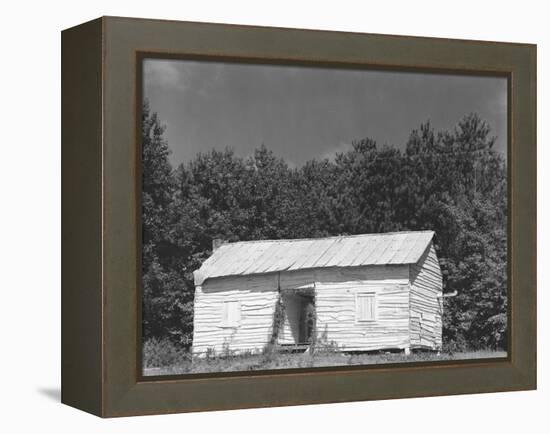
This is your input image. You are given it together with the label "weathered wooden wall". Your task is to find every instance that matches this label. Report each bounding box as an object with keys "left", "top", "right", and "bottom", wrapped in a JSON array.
[
  {"left": 314, "top": 266, "right": 411, "bottom": 351},
  {"left": 193, "top": 252, "right": 443, "bottom": 355},
  {"left": 193, "top": 265, "right": 413, "bottom": 354},
  {"left": 192, "top": 274, "right": 279, "bottom": 355},
  {"left": 409, "top": 242, "right": 443, "bottom": 350}
]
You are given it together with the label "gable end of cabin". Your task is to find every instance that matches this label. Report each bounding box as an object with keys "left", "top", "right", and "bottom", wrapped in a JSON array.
[{"left": 408, "top": 242, "right": 443, "bottom": 350}]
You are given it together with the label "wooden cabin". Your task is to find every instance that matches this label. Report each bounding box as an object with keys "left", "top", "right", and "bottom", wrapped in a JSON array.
[{"left": 192, "top": 231, "right": 443, "bottom": 356}]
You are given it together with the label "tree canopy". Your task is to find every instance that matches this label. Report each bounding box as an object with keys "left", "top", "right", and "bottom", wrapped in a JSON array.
[{"left": 141, "top": 102, "right": 507, "bottom": 351}]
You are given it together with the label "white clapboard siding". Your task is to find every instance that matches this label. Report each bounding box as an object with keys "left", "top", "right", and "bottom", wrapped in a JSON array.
[
  {"left": 193, "top": 264, "right": 411, "bottom": 354},
  {"left": 280, "top": 269, "right": 315, "bottom": 290},
  {"left": 192, "top": 274, "right": 279, "bottom": 355},
  {"left": 409, "top": 242, "right": 443, "bottom": 349},
  {"left": 314, "top": 266, "right": 411, "bottom": 351},
  {"left": 192, "top": 234, "right": 444, "bottom": 355}
]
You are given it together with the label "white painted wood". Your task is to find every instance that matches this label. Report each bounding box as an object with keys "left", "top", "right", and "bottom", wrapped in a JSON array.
[
  {"left": 315, "top": 272, "right": 411, "bottom": 351},
  {"left": 409, "top": 242, "right": 443, "bottom": 350},
  {"left": 192, "top": 245, "right": 443, "bottom": 355},
  {"left": 221, "top": 300, "right": 241, "bottom": 327},
  {"left": 191, "top": 275, "right": 279, "bottom": 355},
  {"left": 356, "top": 293, "right": 376, "bottom": 322}
]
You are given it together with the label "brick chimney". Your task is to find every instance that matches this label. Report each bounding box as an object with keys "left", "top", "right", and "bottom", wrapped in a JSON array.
[{"left": 212, "top": 238, "right": 226, "bottom": 251}]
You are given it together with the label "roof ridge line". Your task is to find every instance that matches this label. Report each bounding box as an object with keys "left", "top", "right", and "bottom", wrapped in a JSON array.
[{"left": 221, "top": 230, "right": 435, "bottom": 245}]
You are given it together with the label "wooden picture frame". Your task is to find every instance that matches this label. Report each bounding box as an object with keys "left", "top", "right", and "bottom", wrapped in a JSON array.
[{"left": 61, "top": 16, "right": 536, "bottom": 417}]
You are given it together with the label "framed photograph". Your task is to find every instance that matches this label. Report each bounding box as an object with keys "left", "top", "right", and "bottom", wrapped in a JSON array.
[{"left": 61, "top": 16, "right": 536, "bottom": 417}]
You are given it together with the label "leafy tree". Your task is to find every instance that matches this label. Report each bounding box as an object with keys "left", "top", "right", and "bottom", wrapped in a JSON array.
[
  {"left": 141, "top": 100, "right": 191, "bottom": 345},
  {"left": 141, "top": 103, "right": 507, "bottom": 352}
]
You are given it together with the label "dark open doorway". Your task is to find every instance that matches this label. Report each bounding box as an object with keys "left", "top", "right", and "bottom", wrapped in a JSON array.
[{"left": 279, "top": 290, "right": 315, "bottom": 346}]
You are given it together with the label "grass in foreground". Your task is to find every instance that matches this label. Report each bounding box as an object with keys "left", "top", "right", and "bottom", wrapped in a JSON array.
[{"left": 142, "top": 339, "right": 506, "bottom": 377}]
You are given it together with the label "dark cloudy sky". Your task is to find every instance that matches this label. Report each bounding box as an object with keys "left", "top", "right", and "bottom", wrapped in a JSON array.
[{"left": 143, "top": 58, "right": 507, "bottom": 168}]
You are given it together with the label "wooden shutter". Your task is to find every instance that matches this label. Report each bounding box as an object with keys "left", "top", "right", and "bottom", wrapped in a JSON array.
[
  {"left": 357, "top": 293, "right": 376, "bottom": 321},
  {"left": 222, "top": 301, "right": 241, "bottom": 327}
]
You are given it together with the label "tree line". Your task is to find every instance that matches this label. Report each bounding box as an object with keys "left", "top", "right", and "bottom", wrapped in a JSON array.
[{"left": 141, "top": 100, "right": 507, "bottom": 352}]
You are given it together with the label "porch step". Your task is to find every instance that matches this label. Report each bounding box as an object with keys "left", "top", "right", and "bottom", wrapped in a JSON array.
[{"left": 277, "top": 344, "right": 311, "bottom": 353}]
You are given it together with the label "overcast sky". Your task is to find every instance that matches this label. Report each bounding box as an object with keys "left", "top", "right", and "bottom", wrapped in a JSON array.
[{"left": 143, "top": 58, "right": 507, "bottom": 168}]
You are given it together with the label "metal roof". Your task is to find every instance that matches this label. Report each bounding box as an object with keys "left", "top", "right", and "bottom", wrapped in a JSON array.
[{"left": 194, "top": 231, "right": 435, "bottom": 285}]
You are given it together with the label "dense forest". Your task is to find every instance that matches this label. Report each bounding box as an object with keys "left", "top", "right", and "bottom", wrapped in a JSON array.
[{"left": 141, "top": 100, "right": 507, "bottom": 353}]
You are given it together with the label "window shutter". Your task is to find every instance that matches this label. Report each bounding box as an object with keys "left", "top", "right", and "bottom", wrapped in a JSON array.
[
  {"left": 222, "top": 301, "right": 241, "bottom": 327},
  {"left": 357, "top": 293, "right": 376, "bottom": 321}
]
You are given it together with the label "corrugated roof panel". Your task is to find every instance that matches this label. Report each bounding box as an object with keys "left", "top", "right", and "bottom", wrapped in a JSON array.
[
  {"left": 257, "top": 242, "right": 293, "bottom": 274},
  {"left": 286, "top": 239, "right": 318, "bottom": 270},
  {"left": 241, "top": 242, "right": 280, "bottom": 275},
  {"left": 404, "top": 233, "right": 426, "bottom": 263},
  {"left": 222, "top": 242, "right": 255, "bottom": 275},
  {"left": 371, "top": 234, "right": 395, "bottom": 265},
  {"left": 283, "top": 239, "right": 314, "bottom": 270},
  {"left": 403, "top": 232, "right": 433, "bottom": 263},
  {"left": 334, "top": 237, "right": 367, "bottom": 267},
  {"left": 389, "top": 233, "right": 417, "bottom": 264},
  {"left": 313, "top": 237, "right": 344, "bottom": 268},
  {"left": 326, "top": 236, "right": 362, "bottom": 267},
  {"left": 263, "top": 241, "right": 297, "bottom": 273},
  {"left": 375, "top": 233, "right": 405, "bottom": 264},
  {"left": 300, "top": 239, "right": 336, "bottom": 269},
  {"left": 206, "top": 242, "right": 246, "bottom": 278},
  {"left": 287, "top": 239, "right": 319, "bottom": 271},
  {"left": 193, "top": 231, "right": 435, "bottom": 285},
  {"left": 200, "top": 243, "right": 229, "bottom": 269},
  {"left": 350, "top": 235, "right": 382, "bottom": 266},
  {"left": 198, "top": 244, "right": 229, "bottom": 278},
  {"left": 344, "top": 235, "right": 376, "bottom": 267},
  {"left": 229, "top": 242, "right": 267, "bottom": 275},
  {"left": 237, "top": 242, "right": 270, "bottom": 275}
]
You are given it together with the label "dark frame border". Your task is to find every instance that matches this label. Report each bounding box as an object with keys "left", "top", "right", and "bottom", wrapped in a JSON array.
[{"left": 62, "top": 16, "right": 536, "bottom": 417}]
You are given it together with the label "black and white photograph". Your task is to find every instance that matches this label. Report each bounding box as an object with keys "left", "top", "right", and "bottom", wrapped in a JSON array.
[
  {"left": 0, "top": 0, "right": 544, "bottom": 426},
  {"left": 140, "top": 57, "right": 508, "bottom": 376}
]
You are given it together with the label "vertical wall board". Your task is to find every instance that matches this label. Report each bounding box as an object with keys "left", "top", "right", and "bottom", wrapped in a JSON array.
[
  {"left": 193, "top": 274, "right": 279, "bottom": 354},
  {"left": 409, "top": 243, "right": 443, "bottom": 349}
]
